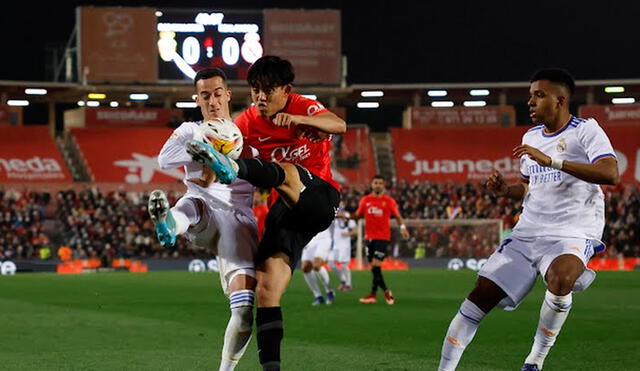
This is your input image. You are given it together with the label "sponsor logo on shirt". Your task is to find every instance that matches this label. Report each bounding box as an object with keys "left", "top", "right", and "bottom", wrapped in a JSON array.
[
  {"left": 270, "top": 144, "right": 311, "bottom": 162},
  {"left": 367, "top": 206, "right": 384, "bottom": 216}
]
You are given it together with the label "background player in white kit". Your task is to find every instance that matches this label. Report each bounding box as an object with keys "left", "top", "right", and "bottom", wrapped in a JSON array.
[
  {"left": 148, "top": 68, "right": 258, "bottom": 371},
  {"left": 329, "top": 208, "right": 356, "bottom": 291},
  {"left": 301, "top": 227, "right": 335, "bottom": 305},
  {"left": 438, "top": 69, "right": 619, "bottom": 371}
]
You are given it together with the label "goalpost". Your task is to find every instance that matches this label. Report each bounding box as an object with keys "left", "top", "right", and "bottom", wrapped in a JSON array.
[{"left": 354, "top": 218, "right": 503, "bottom": 269}]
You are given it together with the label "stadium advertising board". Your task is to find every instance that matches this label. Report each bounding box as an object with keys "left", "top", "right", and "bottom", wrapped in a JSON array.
[
  {"left": 84, "top": 107, "right": 179, "bottom": 128},
  {"left": 71, "top": 128, "right": 183, "bottom": 183},
  {"left": 0, "top": 127, "right": 71, "bottom": 182},
  {"left": 332, "top": 125, "right": 375, "bottom": 185},
  {"left": 392, "top": 126, "right": 640, "bottom": 183},
  {"left": 157, "top": 9, "right": 263, "bottom": 81},
  {"left": 579, "top": 105, "right": 640, "bottom": 126},
  {"left": 79, "top": 7, "right": 158, "bottom": 83},
  {"left": 409, "top": 106, "right": 516, "bottom": 127},
  {"left": 0, "top": 105, "right": 22, "bottom": 126},
  {"left": 263, "top": 9, "right": 341, "bottom": 84}
]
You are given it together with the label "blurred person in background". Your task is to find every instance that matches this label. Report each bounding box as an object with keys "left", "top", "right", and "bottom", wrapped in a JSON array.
[
  {"left": 252, "top": 190, "right": 269, "bottom": 240},
  {"left": 356, "top": 175, "right": 410, "bottom": 305},
  {"left": 300, "top": 226, "right": 335, "bottom": 305},
  {"left": 329, "top": 207, "right": 357, "bottom": 291}
]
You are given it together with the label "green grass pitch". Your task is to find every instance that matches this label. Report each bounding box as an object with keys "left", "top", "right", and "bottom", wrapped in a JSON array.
[{"left": 0, "top": 270, "right": 638, "bottom": 370}]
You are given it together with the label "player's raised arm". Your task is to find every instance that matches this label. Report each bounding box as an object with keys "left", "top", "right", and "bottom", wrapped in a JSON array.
[
  {"left": 274, "top": 111, "right": 346, "bottom": 134},
  {"left": 158, "top": 126, "right": 196, "bottom": 170},
  {"left": 513, "top": 144, "right": 618, "bottom": 185}
]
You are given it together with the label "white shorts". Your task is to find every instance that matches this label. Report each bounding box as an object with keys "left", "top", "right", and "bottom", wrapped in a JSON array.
[
  {"left": 330, "top": 241, "right": 351, "bottom": 263},
  {"left": 479, "top": 236, "right": 597, "bottom": 310},
  {"left": 301, "top": 229, "right": 333, "bottom": 262},
  {"left": 182, "top": 196, "right": 258, "bottom": 296}
]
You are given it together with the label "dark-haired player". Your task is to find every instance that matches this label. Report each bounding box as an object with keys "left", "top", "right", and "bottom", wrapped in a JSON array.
[{"left": 186, "top": 56, "right": 345, "bottom": 371}]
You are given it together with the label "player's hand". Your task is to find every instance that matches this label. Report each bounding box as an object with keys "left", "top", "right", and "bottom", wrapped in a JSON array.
[
  {"left": 513, "top": 144, "right": 552, "bottom": 167},
  {"left": 187, "top": 166, "right": 216, "bottom": 187},
  {"left": 296, "top": 126, "right": 327, "bottom": 143},
  {"left": 272, "top": 113, "right": 298, "bottom": 128},
  {"left": 400, "top": 226, "right": 410, "bottom": 240},
  {"left": 486, "top": 170, "right": 508, "bottom": 196}
]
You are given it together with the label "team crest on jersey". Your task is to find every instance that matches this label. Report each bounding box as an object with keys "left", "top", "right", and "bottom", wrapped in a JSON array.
[{"left": 556, "top": 138, "right": 567, "bottom": 153}]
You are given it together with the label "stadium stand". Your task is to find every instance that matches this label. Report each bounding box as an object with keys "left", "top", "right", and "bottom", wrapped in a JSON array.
[{"left": 1, "top": 181, "right": 637, "bottom": 264}]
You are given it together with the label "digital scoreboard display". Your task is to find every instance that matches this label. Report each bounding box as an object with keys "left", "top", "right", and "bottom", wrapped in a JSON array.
[{"left": 156, "top": 9, "right": 264, "bottom": 82}]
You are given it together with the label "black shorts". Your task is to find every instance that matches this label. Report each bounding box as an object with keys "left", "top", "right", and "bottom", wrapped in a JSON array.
[
  {"left": 256, "top": 165, "right": 341, "bottom": 271},
  {"left": 366, "top": 240, "right": 390, "bottom": 262}
]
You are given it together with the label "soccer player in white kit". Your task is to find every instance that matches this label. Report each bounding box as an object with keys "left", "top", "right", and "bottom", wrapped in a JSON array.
[
  {"left": 438, "top": 69, "right": 619, "bottom": 371},
  {"left": 329, "top": 209, "right": 356, "bottom": 291},
  {"left": 301, "top": 226, "right": 335, "bottom": 305},
  {"left": 148, "top": 68, "right": 258, "bottom": 371}
]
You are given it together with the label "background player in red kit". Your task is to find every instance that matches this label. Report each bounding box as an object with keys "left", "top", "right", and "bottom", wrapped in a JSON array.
[
  {"left": 187, "top": 55, "right": 346, "bottom": 371},
  {"left": 355, "top": 175, "right": 410, "bottom": 305},
  {"left": 252, "top": 189, "right": 269, "bottom": 239}
]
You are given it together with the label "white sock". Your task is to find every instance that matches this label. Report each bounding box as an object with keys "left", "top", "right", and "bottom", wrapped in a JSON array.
[
  {"left": 342, "top": 264, "right": 352, "bottom": 286},
  {"left": 316, "top": 266, "right": 332, "bottom": 293},
  {"left": 524, "top": 290, "right": 572, "bottom": 369},
  {"left": 329, "top": 261, "right": 343, "bottom": 282},
  {"left": 219, "top": 290, "right": 254, "bottom": 371},
  {"left": 303, "top": 271, "right": 322, "bottom": 298},
  {"left": 172, "top": 197, "right": 201, "bottom": 235},
  {"left": 439, "top": 299, "right": 486, "bottom": 371}
]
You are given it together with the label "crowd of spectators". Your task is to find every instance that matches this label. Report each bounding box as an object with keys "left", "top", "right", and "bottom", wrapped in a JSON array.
[
  {"left": 341, "top": 180, "right": 639, "bottom": 259},
  {"left": 0, "top": 181, "right": 638, "bottom": 261},
  {"left": 0, "top": 189, "right": 50, "bottom": 260}
]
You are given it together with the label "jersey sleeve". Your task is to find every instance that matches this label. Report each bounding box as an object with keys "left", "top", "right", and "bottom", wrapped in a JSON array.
[
  {"left": 158, "top": 123, "right": 195, "bottom": 170},
  {"left": 348, "top": 219, "right": 357, "bottom": 230},
  {"left": 296, "top": 95, "right": 329, "bottom": 117},
  {"left": 389, "top": 197, "right": 401, "bottom": 217},
  {"left": 578, "top": 119, "right": 617, "bottom": 163},
  {"left": 356, "top": 197, "right": 366, "bottom": 217}
]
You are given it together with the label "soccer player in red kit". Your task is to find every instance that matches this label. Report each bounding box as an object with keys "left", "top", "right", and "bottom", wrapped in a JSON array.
[
  {"left": 186, "top": 55, "right": 345, "bottom": 371},
  {"left": 356, "top": 175, "right": 410, "bottom": 305}
]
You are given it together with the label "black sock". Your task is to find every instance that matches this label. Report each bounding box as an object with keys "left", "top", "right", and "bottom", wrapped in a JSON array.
[
  {"left": 372, "top": 266, "right": 388, "bottom": 292},
  {"left": 256, "top": 306, "right": 283, "bottom": 371},
  {"left": 236, "top": 159, "right": 286, "bottom": 189},
  {"left": 370, "top": 267, "right": 378, "bottom": 294}
]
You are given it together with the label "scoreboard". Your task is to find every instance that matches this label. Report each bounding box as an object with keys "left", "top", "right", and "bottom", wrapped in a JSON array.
[{"left": 156, "top": 9, "right": 263, "bottom": 82}]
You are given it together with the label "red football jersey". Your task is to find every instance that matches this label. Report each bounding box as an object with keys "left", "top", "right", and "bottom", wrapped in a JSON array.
[
  {"left": 356, "top": 193, "right": 400, "bottom": 241},
  {"left": 234, "top": 93, "right": 339, "bottom": 190}
]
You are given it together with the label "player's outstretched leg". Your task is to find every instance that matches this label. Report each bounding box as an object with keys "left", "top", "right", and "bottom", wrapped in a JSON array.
[
  {"left": 220, "top": 289, "right": 255, "bottom": 371},
  {"left": 185, "top": 140, "right": 238, "bottom": 184},
  {"left": 148, "top": 190, "right": 177, "bottom": 247}
]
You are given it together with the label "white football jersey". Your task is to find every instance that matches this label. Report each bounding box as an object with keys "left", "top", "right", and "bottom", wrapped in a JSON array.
[
  {"left": 512, "top": 116, "right": 616, "bottom": 250},
  {"left": 332, "top": 218, "right": 356, "bottom": 250},
  {"left": 157, "top": 121, "right": 253, "bottom": 210}
]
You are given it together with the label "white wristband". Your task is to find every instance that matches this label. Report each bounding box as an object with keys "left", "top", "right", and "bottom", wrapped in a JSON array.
[
  {"left": 550, "top": 157, "right": 564, "bottom": 170},
  {"left": 400, "top": 224, "right": 407, "bottom": 230}
]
